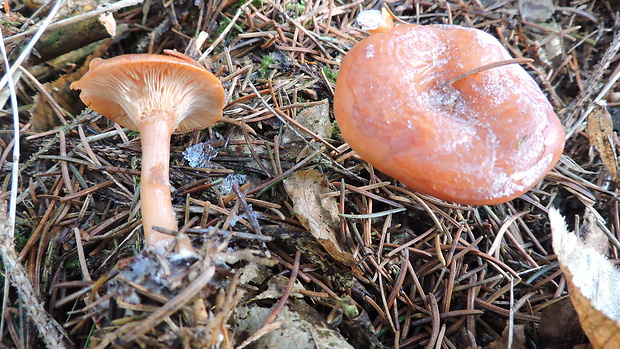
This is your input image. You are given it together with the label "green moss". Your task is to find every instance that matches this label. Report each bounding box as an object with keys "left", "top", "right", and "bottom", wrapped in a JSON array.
[
  {"left": 331, "top": 120, "right": 340, "bottom": 138},
  {"left": 285, "top": 1, "right": 307, "bottom": 15},
  {"left": 1, "top": 19, "right": 21, "bottom": 27},
  {"left": 210, "top": 120, "right": 229, "bottom": 133},
  {"left": 322, "top": 65, "right": 338, "bottom": 83},
  {"left": 258, "top": 53, "right": 276, "bottom": 78},
  {"left": 208, "top": 2, "right": 248, "bottom": 54},
  {"left": 13, "top": 230, "right": 28, "bottom": 252},
  {"left": 65, "top": 258, "right": 82, "bottom": 271}
]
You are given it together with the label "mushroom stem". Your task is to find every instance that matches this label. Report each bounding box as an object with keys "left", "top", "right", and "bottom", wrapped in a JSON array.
[
  {"left": 138, "top": 112, "right": 188, "bottom": 253},
  {"left": 71, "top": 54, "right": 224, "bottom": 255}
]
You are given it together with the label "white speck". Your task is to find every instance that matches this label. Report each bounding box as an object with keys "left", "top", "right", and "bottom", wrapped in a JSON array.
[
  {"left": 220, "top": 173, "right": 247, "bottom": 196},
  {"left": 357, "top": 9, "right": 384, "bottom": 32},
  {"left": 124, "top": 289, "right": 140, "bottom": 305},
  {"left": 167, "top": 248, "right": 198, "bottom": 261},
  {"left": 183, "top": 142, "right": 218, "bottom": 168},
  {"left": 230, "top": 208, "right": 258, "bottom": 227},
  {"left": 366, "top": 44, "right": 375, "bottom": 58}
]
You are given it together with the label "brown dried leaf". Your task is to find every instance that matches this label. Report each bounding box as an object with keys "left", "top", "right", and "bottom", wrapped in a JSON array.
[
  {"left": 550, "top": 208, "right": 620, "bottom": 348},
  {"left": 487, "top": 324, "right": 527, "bottom": 349},
  {"left": 582, "top": 208, "right": 609, "bottom": 255},
  {"left": 30, "top": 41, "right": 111, "bottom": 131},
  {"left": 281, "top": 101, "right": 332, "bottom": 143},
  {"left": 232, "top": 298, "right": 354, "bottom": 349},
  {"left": 519, "top": 0, "right": 555, "bottom": 22},
  {"left": 31, "top": 72, "right": 84, "bottom": 131},
  {"left": 538, "top": 297, "right": 588, "bottom": 349},
  {"left": 587, "top": 103, "right": 618, "bottom": 182},
  {"left": 283, "top": 169, "right": 355, "bottom": 266}
]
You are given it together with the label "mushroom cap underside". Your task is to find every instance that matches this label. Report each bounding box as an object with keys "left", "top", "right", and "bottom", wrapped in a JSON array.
[
  {"left": 334, "top": 24, "right": 565, "bottom": 205},
  {"left": 71, "top": 54, "right": 225, "bottom": 133}
]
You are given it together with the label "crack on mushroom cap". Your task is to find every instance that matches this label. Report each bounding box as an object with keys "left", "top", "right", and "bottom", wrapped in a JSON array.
[{"left": 72, "top": 54, "right": 225, "bottom": 134}]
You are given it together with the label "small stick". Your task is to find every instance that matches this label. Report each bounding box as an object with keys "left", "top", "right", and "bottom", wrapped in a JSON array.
[
  {"left": 119, "top": 266, "right": 216, "bottom": 344},
  {"left": 262, "top": 251, "right": 301, "bottom": 326},
  {"left": 4, "top": 0, "right": 141, "bottom": 44},
  {"left": 231, "top": 183, "right": 262, "bottom": 235},
  {"left": 425, "top": 293, "right": 441, "bottom": 349},
  {"left": 0, "top": 204, "right": 69, "bottom": 348},
  {"left": 437, "top": 58, "right": 534, "bottom": 89},
  {"left": 60, "top": 180, "right": 115, "bottom": 203},
  {"left": 200, "top": 0, "right": 251, "bottom": 60}
]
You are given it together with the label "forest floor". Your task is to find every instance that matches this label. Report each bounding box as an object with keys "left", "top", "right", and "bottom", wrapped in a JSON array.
[{"left": 1, "top": 0, "right": 620, "bottom": 348}]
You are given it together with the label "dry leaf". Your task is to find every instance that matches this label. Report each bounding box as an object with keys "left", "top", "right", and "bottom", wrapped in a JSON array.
[
  {"left": 550, "top": 208, "right": 620, "bottom": 348},
  {"left": 487, "top": 323, "right": 527, "bottom": 349},
  {"left": 283, "top": 170, "right": 355, "bottom": 266},
  {"left": 518, "top": 0, "right": 562, "bottom": 61},
  {"left": 281, "top": 101, "right": 332, "bottom": 143},
  {"left": 254, "top": 275, "right": 305, "bottom": 301},
  {"left": 587, "top": 102, "right": 618, "bottom": 182},
  {"left": 31, "top": 73, "right": 84, "bottom": 131},
  {"left": 281, "top": 101, "right": 332, "bottom": 162},
  {"left": 30, "top": 40, "right": 112, "bottom": 131},
  {"left": 582, "top": 208, "right": 609, "bottom": 255},
  {"left": 519, "top": 0, "right": 555, "bottom": 22},
  {"left": 232, "top": 298, "right": 354, "bottom": 349},
  {"left": 538, "top": 297, "right": 588, "bottom": 349}
]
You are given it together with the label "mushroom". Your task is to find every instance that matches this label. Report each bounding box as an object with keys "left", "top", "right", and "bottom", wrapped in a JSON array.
[
  {"left": 334, "top": 15, "right": 565, "bottom": 205},
  {"left": 71, "top": 53, "right": 225, "bottom": 253}
]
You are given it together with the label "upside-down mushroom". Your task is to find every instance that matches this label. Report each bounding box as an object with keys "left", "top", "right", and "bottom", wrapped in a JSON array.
[
  {"left": 71, "top": 53, "right": 225, "bottom": 253},
  {"left": 334, "top": 12, "right": 564, "bottom": 205}
]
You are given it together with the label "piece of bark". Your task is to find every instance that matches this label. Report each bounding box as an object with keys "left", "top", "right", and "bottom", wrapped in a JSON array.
[
  {"left": 31, "top": 13, "right": 116, "bottom": 64},
  {"left": 28, "top": 39, "right": 107, "bottom": 82}
]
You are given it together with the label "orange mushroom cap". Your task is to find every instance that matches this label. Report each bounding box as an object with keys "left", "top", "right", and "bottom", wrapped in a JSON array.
[
  {"left": 71, "top": 53, "right": 224, "bottom": 254},
  {"left": 71, "top": 54, "right": 225, "bottom": 133},
  {"left": 334, "top": 24, "right": 565, "bottom": 205}
]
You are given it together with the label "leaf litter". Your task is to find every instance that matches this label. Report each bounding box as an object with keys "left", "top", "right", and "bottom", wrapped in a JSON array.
[{"left": 1, "top": 0, "right": 620, "bottom": 348}]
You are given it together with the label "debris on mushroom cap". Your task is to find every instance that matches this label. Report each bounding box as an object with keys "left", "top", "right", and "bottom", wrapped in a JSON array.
[
  {"left": 334, "top": 24, "right": 565, "bottom": 205},
  {"left": 70, "top": 54, "right": 225, "bottom": 133},
  {"left": 357, "top": 8, "right": 394, "bottom": 34}
]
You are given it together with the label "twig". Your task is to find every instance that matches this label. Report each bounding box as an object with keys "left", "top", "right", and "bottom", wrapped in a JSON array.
[
  {"left": 247, "top": 147, "right": 323, "bottom": 196},
  {"left": 4, "top": 0, "right": 143, "bottom": 44},
  {"left": 17, "top": 66, "right": 67, "bottom": 124},
  {"left": 262, "top": 251, "right": 301, "bottom": 326},
  {"left": 0, "top": 19, "right": 21, "bottom": 345},
  {"left": 0, "top": 203, "right": 69, "bottom": 348},
  {"left": 232, "top": 183, "right": 263, "bottom": 235},
  {"left": 508, "top": 276, "right": 515, "bottom": 349},
  {"left": 236, "top": 322, "right": 284, "bottom": 349},
  {"left": 425, "top": 293, "right": 441, "bottom": 349},
  {"left": 487, "top": 211, "right": 528, "bottom": 258},
  {"left": 564, "top": 27, "right": 620, "bottom": 138},
  {"left": 200, "top": 0, "right": 251, "bottom": 61},
  {"left": 436, "top": 58, "right": 533, "bottom": 89},
  {"left": 0, "top": 0, "right": 66, "bottom": 93},
  {"left": 248, "top": 81, "right": 340, "bottom": 153},
  {"left": 119, "top": 266, "right": 216, "bottom": 344}
]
